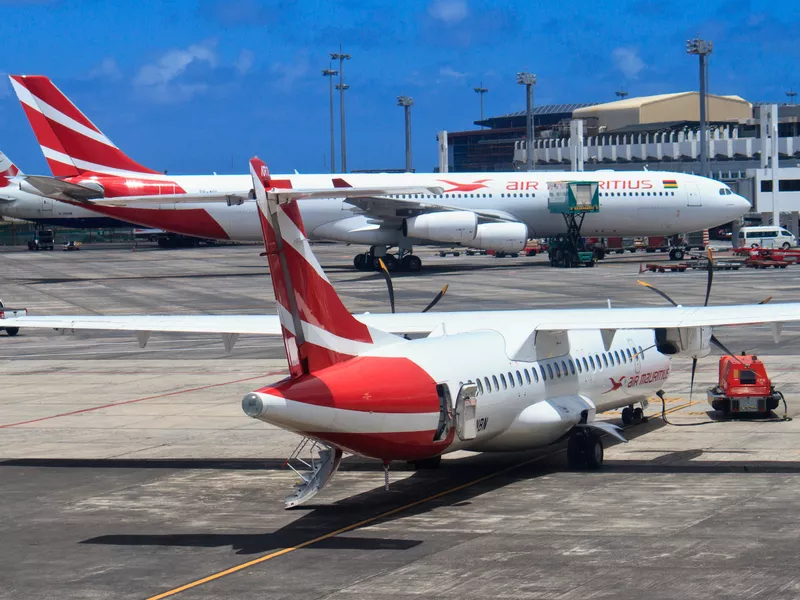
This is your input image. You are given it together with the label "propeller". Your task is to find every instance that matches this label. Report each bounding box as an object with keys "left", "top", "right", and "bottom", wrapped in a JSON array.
[
  {"left": 378, "top": 258, "right": 448, "bottom": 314},
  {"left": 638, "top": 247, "right": 759, "bottom": 400}
]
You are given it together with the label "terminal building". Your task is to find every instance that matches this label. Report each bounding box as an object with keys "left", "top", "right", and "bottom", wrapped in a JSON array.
[{"left": 442, "top": 92, "right": 800, "bottom": 233}]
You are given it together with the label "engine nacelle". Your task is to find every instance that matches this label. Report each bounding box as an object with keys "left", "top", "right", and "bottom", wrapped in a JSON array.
[
  {"left": 402, "top": 211, "right": 477, "bottom": 243},
  {"left": 467, "top": 222, "right": 528, "bottom": 252},
  {"left": 655, "top": 327, "right": 712, "bottom": 358}
]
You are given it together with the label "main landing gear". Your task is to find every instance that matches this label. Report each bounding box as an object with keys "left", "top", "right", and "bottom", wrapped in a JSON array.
[
  {"left": 354, "top": 246, "right": 423, "bottom": 273},
  {"left": 620, "top": 405, "right": 645, "bottom": 426},
  {"left": 567, "top": 429, "right": 604, "bottom": 470}
]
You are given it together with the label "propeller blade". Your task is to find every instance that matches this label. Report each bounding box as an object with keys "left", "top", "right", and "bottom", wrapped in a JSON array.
[
  {"left": 637, "top": 280, "right": 678, "bottom": 307},
  {"left": 378, "top": 258, "right": 395, "bottom": 314},
  {"left": 710, "top": 334, "right": 748, "bottom": 365},
  {"left": 422, "top": 284, "right": 449, "bottom": 313},
  {"left": 759, "top": 296, "right": 772, "bottom": 304},
  {"left": 704, "top": 246, "right": 714, "bottom": 307},
  {"left": 689, "top": 357, "right": 698, "bottom": 401}
]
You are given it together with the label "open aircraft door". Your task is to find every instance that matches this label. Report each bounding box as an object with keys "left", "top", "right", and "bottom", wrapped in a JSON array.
[{"left": 455, "top": 383, "right": 478, "bottom": 441}]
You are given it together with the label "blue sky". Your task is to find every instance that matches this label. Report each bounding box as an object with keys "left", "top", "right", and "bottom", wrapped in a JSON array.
[{"left": 0, "top": 0, "right": 798, "bottom": 175}]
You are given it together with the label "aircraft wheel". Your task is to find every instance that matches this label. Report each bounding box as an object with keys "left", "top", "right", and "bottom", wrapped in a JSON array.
[
  {"left": 402, "top": 255, "right": 422, "bottom": 272},
  {"left": 621, "top": 406, "right": 634, "bottom": 426},
  {"left": 633, "top": 407, "right": 644, "bottom": 422},
  {"left": 381, "top": 254, "right": 398, "bottom": 271},
  {"left": 353, "top": 253, "right": 368, "bottom": 270},
  {"left": 5, "top": 327, "right": 19, "bottom": 336},
  {"left": 584, "top": 433, "right": 604, "bottom": 470},
  {"left": 672, "top": 248, "right": 685, "bottom": 260},
  {"left": 568, "top": 430, "right": 604, "bottom": 470}
]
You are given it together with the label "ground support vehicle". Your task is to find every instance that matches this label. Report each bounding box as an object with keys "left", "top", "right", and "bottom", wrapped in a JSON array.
[
  {"left": 707, "top": 355, "right": 783, "bottom": 415},
  {"left": 0, "top": 299, "right": 26, "bottom": 336},
  {"left": 547, "top": 181, "right": 600, "bottom": 268},
  {"left": 27, "top": 229, "right": 54, "bottom": 251}
]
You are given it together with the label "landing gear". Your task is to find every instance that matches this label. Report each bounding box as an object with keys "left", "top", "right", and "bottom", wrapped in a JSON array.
[
  {"left": 353, "top": 246, "right": 423, "bottom": 272},
  {"left": 567, "top": 429, "right": 604, "bottom": 470},
  {"left": 668, "top": 248, "right": 685, "bottom": 260},
  {"left": 621, "top": 405, "right": 645, "bottom": 426}
]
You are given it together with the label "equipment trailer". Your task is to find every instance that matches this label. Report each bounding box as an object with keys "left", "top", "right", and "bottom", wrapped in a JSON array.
[
  {"left": 547, "top": 181, "right": 600, "bottom": 268},
  {"left": 707, "top": 355, "right": 783, "bottom": 415}
]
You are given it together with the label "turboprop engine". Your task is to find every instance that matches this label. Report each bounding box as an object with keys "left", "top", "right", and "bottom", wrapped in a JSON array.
[{"left": 655, "top": 327, "right": 712, "bottom": 358}]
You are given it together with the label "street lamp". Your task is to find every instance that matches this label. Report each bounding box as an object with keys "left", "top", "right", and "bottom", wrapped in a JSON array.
[
  {"left": 321, "top": 65, "right": 338, "bottom": 173},
  {"left": 330, "top": 47, "right": 351, "bottom": 172},
  {"left": 686, "top": 35, "right": 713, "bottom": 177},
  {"left": 787, "top": 90, "right": 798, "bottom": 105},
  {"left": 397, "top": 96, "right": 414, "bottom": 172},
  {"left": 473, "top": 84, "right": 488, "bottom": 127},
  {"left": 517, "top": 71, "right": 537, "bottom": 171}
]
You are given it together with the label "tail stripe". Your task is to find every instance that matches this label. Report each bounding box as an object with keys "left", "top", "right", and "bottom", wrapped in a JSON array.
[
  {"left": 10, "top": 76, "right": 101, "bottom": 133},
  {"left": 41, "top": 147, "right": 175, "bottom": 181}
]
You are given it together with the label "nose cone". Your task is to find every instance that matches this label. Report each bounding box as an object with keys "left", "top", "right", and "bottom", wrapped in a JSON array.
[{"left": 710, "top": 192, "right": 751, "bottom": 225}]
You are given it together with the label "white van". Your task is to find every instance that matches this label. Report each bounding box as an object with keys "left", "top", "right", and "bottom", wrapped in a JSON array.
[{"left": 738, "top": 226, "right": 797, "bottom": 249}]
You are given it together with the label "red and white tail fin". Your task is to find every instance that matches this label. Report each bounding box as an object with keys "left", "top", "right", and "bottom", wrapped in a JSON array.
[
  {"left": 250, "top": 157, "right": 400, "bottom": 377},
  {"left": 9, "top": 75, "right": 158, "bottom": 178},
  {"left": 0, "top": 152, "right": 21, "bottom": 186}
]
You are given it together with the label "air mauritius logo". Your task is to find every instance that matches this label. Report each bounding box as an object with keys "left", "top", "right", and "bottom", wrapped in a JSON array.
[
  {"left": 663, "top": 179, "right": 678, "bottom": 189},
  {"left": 604, "top": 376, "right": 626, "bottom": 394},
  {"left": 437, "top": 179, "right": 492, "bottom": 193}
]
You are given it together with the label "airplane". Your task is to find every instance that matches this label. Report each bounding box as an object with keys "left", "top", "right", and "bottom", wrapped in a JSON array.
[
  {"left": 4, "top": 74, "right": 750, "bottom": 272},
  {"left": 5, "top": 156, "right": 799, "bottom": 508}
]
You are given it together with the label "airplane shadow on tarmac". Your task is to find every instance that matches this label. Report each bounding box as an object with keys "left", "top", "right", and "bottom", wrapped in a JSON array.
[{"left": 67, "top": 414, "right": 800, "bottom": 557}]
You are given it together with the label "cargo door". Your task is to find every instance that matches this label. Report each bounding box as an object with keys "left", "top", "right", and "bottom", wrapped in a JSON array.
[
  {"left": 42, "top": 197, "right": 53, "bottom": 213},
  {"left": 686, "top": 184, "right": 701, "bottom": 207},
  {"left": 455, "top": 383, "right": 478, "bottom": 441}
]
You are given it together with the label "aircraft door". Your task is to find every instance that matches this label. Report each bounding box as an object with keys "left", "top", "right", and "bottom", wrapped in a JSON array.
[
  {"left": 455, "top": 383, "right": 478, "bottom": 441},
  {"left": 628, "top": 337, "right": 642, "bottom": 373},
  {"left": 433, "top": 383, "right": 452, "bottom": 442},
  {"left": 42, "top": 197, "right": 53, "bottom": 213},
  {"left": 686, "top": 184, "right": 701, "bottom": 207}
]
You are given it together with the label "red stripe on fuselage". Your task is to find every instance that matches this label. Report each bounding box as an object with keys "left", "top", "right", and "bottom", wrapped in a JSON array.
[
  {"left": 15, "top": 76, "right": 101, "bottom": 133},
  {"left": 307, "top": 430, "right": 446, "bottom": 461},
  {"left": 260, "top": 356, "right": 439, "bottom": 414}
]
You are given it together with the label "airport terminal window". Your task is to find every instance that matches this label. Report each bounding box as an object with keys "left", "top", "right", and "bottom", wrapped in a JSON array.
[
  {"left": 500, "top": 374, "right": 507, "bottom": 389},
  {"left": 524, "top": 369, "right": 531, "bottom": 384},
  {"left": 546, "top": 364, "right": 554, "bottom": 379}
]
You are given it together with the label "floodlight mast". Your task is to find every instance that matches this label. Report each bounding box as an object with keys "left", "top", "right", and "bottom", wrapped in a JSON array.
[
  {"left": 686, "top": 35, "right": 713, "bottom": 178},
  {"left": 397, "top": 96, "right": 414, "bottom": 172},
  {"left": 517, "top": 71, "right": 537, "bottom": 171}
]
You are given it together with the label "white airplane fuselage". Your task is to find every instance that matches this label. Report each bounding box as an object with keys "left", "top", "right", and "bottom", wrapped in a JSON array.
[{"left": 0, "top": 171, "right": 750, "bottom": 244}]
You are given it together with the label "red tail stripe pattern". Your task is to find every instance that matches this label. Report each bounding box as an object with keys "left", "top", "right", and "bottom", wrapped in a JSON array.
[
  {"left": 18, "top": 104, "right": 78, "bottom": 177},
  {"left": 13, "top": 75, "right": 100, "bottom": 133}
]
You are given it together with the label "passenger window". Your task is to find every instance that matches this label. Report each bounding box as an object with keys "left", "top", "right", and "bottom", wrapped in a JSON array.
[
  {"left": 582, "top": 357, "right": 589, "bottom": 372},
  {"left": 532, "top": 368, "right": 539, "bottom": 383},
  {"left": 608, "top": 353, "right": 614, "bottom": 367},
  {"left": 508, "top": 372, "right": 515, "bottom": 388},
  {"left": 620, "top": 350, "right": 626, "bottom": 364},
  {"left": 547, "top": 364, "right": 555, "bottom": 379},
  {"left": 540, "top": 366, "right": 547, "bottom": 381},
  {"left": 561, "top": 360, "right": 568, "bottom": 375},
  {"left": 626, "top": 349, "right": 633, "bottom": 361},
  {"left": 589, "top": 356, "right": 596, "bottom": 370},
  {"left": 500, "top": 374, "right": 507, "bottom": 389},
  {"left": 554, "top": 362, "right": 561, "bottom": 378},
  {"left": 614, "top": 350, "right": 621, "bottom": 364},
  {"left": 576, "top": 359, "right": 582, "bottom": 374},
  {"left": 492, "top": 375, "right": 499, "bottom": 389},
  {"left": 595, "top": 354, "right": 602, "bottom": 369},
  {"left": 476, "top": 379, "right": 483, "bottom": 394},
  {"left": 569, "top": 359, "right": 576, "bottom": 375},
  {"left": 524, "top": 369, "right": 531, "bottom": 384},
  {"left": 516, "top": 371, "right": 523, "bottom": 386},
  {"left": 638, "top": 345, "right": 644, "bottom": 357},
  {"left": 484, "top": 377, "right": 491, "bottom": 392},
  {"left": 603, "top": 354, "right": 609, "bottom": 368}
]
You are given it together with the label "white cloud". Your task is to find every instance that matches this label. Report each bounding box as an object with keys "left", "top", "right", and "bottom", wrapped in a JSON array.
[
  {"left": 612, "top": 47, "right": 645, "bottom": 80},
  {"left": 439, "top": 66, "right": 468, "bottom": 80},
  {"left": 235, "top": 49, "right": 255, "bottom": 75},
  {"left": 88, "top": 57, "right": 122, "bottom": 81},
  {"left": 270, "top": 52, "right": 310, "bottom": 92},
  {"left": 135, "top": 39, "right": 218, "bottom": 88},
  {"left": 428, "top": 0, "right": 469, "bottom": 24}
]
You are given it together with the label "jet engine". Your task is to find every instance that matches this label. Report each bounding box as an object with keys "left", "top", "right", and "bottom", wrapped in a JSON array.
[
  {"left": 468, "top": 222, "right": 528, "bottom": 252},
  {"left": 402, "top": 211, "right": 477, "bottom": 243},
  {"left": 654, "top": 327, "right": 712, "bottom": 358}
]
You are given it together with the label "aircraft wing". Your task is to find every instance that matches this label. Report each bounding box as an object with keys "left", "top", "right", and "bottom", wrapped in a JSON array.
[{"left": 343, "top": 195, "right": 521, "bottom": 224}]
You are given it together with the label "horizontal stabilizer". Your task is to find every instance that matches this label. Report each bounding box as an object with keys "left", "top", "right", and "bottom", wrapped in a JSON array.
[{"left": 20, "top": 175, "right": 103, "bottom": 202}]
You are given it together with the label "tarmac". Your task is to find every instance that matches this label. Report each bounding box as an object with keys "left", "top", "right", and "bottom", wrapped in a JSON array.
[{"left": 3, "top": 243, "right": 800, "bottom": 599}]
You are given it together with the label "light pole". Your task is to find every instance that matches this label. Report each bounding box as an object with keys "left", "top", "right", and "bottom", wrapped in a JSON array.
[
  {"left": 615, "top": 90, "right": 629, "bottom": 100},
  {"left": 517, "top": 71, "right": 537, "bottom": 171},
  {"left": 397, "top": 96, "right": 414, "bottom": 172},
  {"left": 686, "top": 35, "right": 713, "bottom": 178},
  {"left": 321, "top": 65, "right": 338, "bottom": 173},
  {"left": 787, "top": 90, "right": 798, "bottom": 105},
  {"left": 330, "top": 46, "right": 351, "bottom": 172},
  {"left": 473, "top": 84, "right": 488, "bottom": 127}
]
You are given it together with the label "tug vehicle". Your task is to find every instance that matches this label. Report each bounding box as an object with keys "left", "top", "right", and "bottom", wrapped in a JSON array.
[{"left": 707, "top": 354, "right": 783, "bottom": 415}]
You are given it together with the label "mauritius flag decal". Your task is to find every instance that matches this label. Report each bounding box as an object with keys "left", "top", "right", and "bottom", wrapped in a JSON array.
[{"left": 663, "top": 179, "right": 678, "bottom": 189}]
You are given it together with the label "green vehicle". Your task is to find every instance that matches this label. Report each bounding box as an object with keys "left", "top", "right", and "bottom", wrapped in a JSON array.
[
  {"left": 548, "top": 234, "right": 596, "bottom": 268},
  {"left": 547, "top": 181, "right": 600, "bottom": 268}
]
